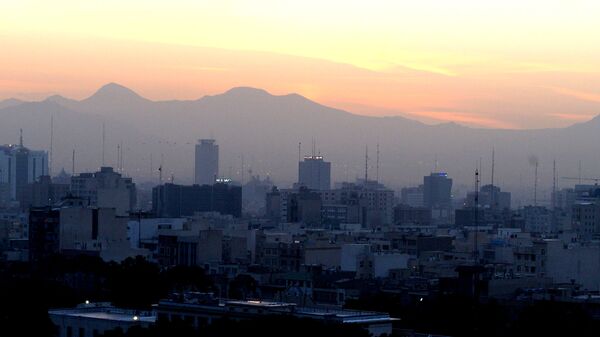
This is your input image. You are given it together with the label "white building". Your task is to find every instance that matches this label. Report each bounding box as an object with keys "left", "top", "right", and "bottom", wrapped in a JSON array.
[
  {"left": 195, "top": 139, "right": 219, "bottom": 185},
  {"left": 298, "top": 156, "right": 331, "bottom": 190},
  {"left": 71, "top": 167, "right": 136, "bottom": 216}
]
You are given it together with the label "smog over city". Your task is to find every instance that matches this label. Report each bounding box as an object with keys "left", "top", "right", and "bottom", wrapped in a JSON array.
[{"left": 2, "top": 1, "right": 600, "bottom": 337}]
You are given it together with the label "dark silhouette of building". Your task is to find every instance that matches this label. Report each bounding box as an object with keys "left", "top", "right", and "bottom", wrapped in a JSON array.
[
  {"left": 423, "top": 172, "right": 452, "bottom": 209},
  {"left": 393, "top": 204, "right": 432, "bottom": 226},
  {"left": 152, "top": 182, "right": 241, "bottom": 218},
  {"left": 17, "top": 175, "right": 69, "bottom": 210},
  {"left": 28, "top": 206, "right": 60, "bottom": 263}
]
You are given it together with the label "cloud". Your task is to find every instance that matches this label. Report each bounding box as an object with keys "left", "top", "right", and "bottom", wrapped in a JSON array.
[{"left": 546, "top": 86, "right": 600, "bottom": 103}]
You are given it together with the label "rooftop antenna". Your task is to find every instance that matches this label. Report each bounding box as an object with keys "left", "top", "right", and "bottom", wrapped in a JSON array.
[
  {"left": 376, "top": 143, "right": 380, "bottom": 182},
  {"left": 552, "top": 160, "right": 557, "bottom": 208},
  {"left": 101, "top": 122, "right": 106, "bottom": 167},
  {"left": 534, "top": 161, "right": 539, "bottom": 206},
  {"left": 364, "top": 145, "right": 369, "bottom": 183},
  {"left": 479, "top": 157, "right": 483, "bottom": 186},
  {"left": 578, "top": 160, "right": 582, "bottom": 185},
  {"left": 241, "top": 154, "right": 245, "bottom": 185},
  {"left": 312, "top": 138, "right": 316, "bottom": 157},
  {"left": 19, "top": 128, "right": 23, "bottom": 147},
  {"left": 474, "top": 168, "right": 480, "bottom": 263},
  {"left": 150, "top": 154, "right": 153, "bottom": 178},
  {"left": 49, "top": 115, "right": 54, "bottom": 176},
  {"left": 491, "top": 147, "right": 495, "bottom": 208},
  {"left": 72, "top": 149, "right": 75, "bottom": 175},
  {"left": 159, "top": 154, "right": 164, "bottom": 184},
  {"left": 117, "top": 144, "right": 121, "bottom": 172},
  {"left": 298, "top": 142, "right": 301, "bottom": 162},
  {"left": 434, "top": 154, "right": 438, "bottom": 173}
]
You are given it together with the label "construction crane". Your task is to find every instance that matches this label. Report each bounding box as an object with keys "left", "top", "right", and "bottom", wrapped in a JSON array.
[{"left": 561, "top": 177, "right": 600, "bottom": 185}]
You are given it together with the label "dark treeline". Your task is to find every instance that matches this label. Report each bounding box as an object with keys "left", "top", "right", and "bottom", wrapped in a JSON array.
[
  {"left": 0, "top": 255, "right": 213, "bottom": 337},
  {"left": 346, "top": 292, "right": 600, "bottom": 337}
]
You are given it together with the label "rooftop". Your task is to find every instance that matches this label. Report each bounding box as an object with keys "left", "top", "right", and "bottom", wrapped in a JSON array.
[{"left": 49, "top": 302, "right": 156, "bottom": 323}]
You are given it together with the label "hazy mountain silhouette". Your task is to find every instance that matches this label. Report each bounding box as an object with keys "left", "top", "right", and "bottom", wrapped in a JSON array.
[{"left": 1, "top": 83, "right": 599, "bottom": 203}]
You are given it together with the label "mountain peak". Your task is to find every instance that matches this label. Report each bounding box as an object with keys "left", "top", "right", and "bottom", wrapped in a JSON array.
[
  {"left": 85, "top": 82, "right": 147, "bottom": 103},
  {"left": 223, "top": 87, "right": 272, "bottom": 97}
]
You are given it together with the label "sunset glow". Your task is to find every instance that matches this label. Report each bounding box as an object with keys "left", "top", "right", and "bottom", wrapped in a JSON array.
[{"left": 2, "top": 0, "right": 600, "bottom": 128}]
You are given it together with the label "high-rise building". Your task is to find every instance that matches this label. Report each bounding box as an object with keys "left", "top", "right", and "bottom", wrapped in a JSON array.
[
  {"left": 0, "top": 139, "right": 48, "bottom": 201},
  {"left": 423, "top": 172, "right": 452, "bottom": 209},
  {"left": 71, "top": 167, "right": 137, "bottom": 216},
  {"left": 152, "top": 182, "right": 241, "bottom": 218},
  {"left": 195, "top": 139, "right": 219, "bottom": 185},
  {"left": 298, "top": 156, "right": 331, "bottom": 190}
]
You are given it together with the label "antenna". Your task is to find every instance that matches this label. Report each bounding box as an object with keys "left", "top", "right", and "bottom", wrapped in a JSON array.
[
  {"left": 434, "top": 154, "right": 438, "bottom": 172},
  {"left": 72, "top": 149, "right": 75, "bottom": 175},
  {"left": 578, "top": 160, "right": 582, "bottom": 184},
  {"left": 534, "top": 161, "right": 538, "bottom": 206},
  {"left": 102, "top": 123, "right": 106, "bottom": 167},
  {"left": 491, "top": 147, "right": 495, "bottom": 208},
  {"left": 364, "top": 145, "right": 369, "bottom": 183},
  {"left": 241, "top": 154, "right": 245, "bottom": 185},
  {"left": 552, "top": 160, "right": 557, "bottom": 209},
  {"left": 50, "top": 115, "right": 54, "bottom": 176},
  {"left": 474, "top": 168, "right": 480, "bottom": 263},
  {"left": 479, "top": 157, "right": 483, "bottom": 185},
  {"left": 376, "top": 143, "right": 380, "bottom": 182},
  {"left": 298, "top": 142, "right": 301, "bottom": 162},
  {"left": 159, "top": 154, "right": 164, "bottom": 184},
  {"left": 19, "top": 129, "right": 23, "bottom": 147}
]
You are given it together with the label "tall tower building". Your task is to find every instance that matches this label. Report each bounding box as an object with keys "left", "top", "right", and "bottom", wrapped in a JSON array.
[
  {"left": 195, "top": 139, "right": 219, "bottom": 185},
  {"left": 0, "top": 136, "right": 48, "bottom": 201},
  {"left": 298, "top": 156, "right": 331, "bottom": 190},
  {"left": 423, "top": 172, "right": 452, "bottom": 209}
]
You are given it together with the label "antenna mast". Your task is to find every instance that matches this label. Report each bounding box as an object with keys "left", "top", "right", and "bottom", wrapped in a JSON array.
[
  {"left": 364, "top": 145, "right": 369, "bottom": 183},
  {"left": 534, "top": 161, "right": 538, "bottom": 206},
  {"left": 50, "top": 115, "right": 54, "bottom": 176},
  {"left": 72, "top": 149, "right": 75, "bottom": 175},
  {"left": 491, "top": 147, "right": 495, "bottom": 208},
  {"left": 102, "top": 123, "right": 106, "bottom": 166},
  {"left": 474, "top": 168, "right": 479, "bottom": 263},
  {"left": 376, "top": 143, "right": 380, "bottom": 182}
]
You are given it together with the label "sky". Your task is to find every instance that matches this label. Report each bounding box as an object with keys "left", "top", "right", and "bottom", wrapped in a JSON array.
[{"left": 2, "top": 0, "right": 600, "bottom": 129}]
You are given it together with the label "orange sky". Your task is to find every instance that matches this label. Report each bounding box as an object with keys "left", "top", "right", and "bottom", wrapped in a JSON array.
[{"left": 2, "top": 1, "right": 600, "bottom": 129}]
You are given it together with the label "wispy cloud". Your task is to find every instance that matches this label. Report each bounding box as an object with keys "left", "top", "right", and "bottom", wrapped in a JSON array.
[
  {"left": 546, "top": 86, "right": 600, "bottom": 103},
  {"left": 405, "top": 110, "right": 519, "bottom": 129}
]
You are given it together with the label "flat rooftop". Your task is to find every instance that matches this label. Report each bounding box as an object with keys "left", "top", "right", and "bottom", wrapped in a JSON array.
[{"left": 49, "top": 303, "right": 155, "bottom": 323}]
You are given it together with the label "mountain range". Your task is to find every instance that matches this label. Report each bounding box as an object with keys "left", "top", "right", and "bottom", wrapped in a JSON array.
[{"left": 2, "top": 83, "right": 599, "bottom": 204}]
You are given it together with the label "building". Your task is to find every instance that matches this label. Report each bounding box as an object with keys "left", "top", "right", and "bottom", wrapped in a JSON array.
[
  {"left": 287, "top": 187, "right": 322, "bottom": 225},
  {"left": 423, "top": 172, "right": 452, "bottom": 209},
  {"left": 156, "top": 293, "right": 397, "bottom": 337},
  {"left": 71, "top": 167, "right": 137, "bottom": 216},
  {"left": 465, "top": 184, "right": 511, "bottom": 210},
  {"left": 298, "top": 156, "right": 331, "bottom": 191},
  {"left": 572, "top": 200, "right": 600, "bottom": 238},
  {"left": 29, "top": 196, "right": 143, "bottom": 263},
  {"left": 195, "top": 139, "right": 219, "bottom": 185},
  {"left": 393, "top": 204, "right": 432, "bottom": 226},
  {"left": 400, "top": 185, "right": 424, "bottom": 208},
  {"left": 152, "top": 182, "right": 242, "bottom": 218},
  {"left": 49, "top": 302, "right": 155, "bottom": 337},
  {"left": 17, "top": 175, "right": 70, "bottom": 210},
  {"left": 0, "top": 138, "right": 48, "bottom": 201}
]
